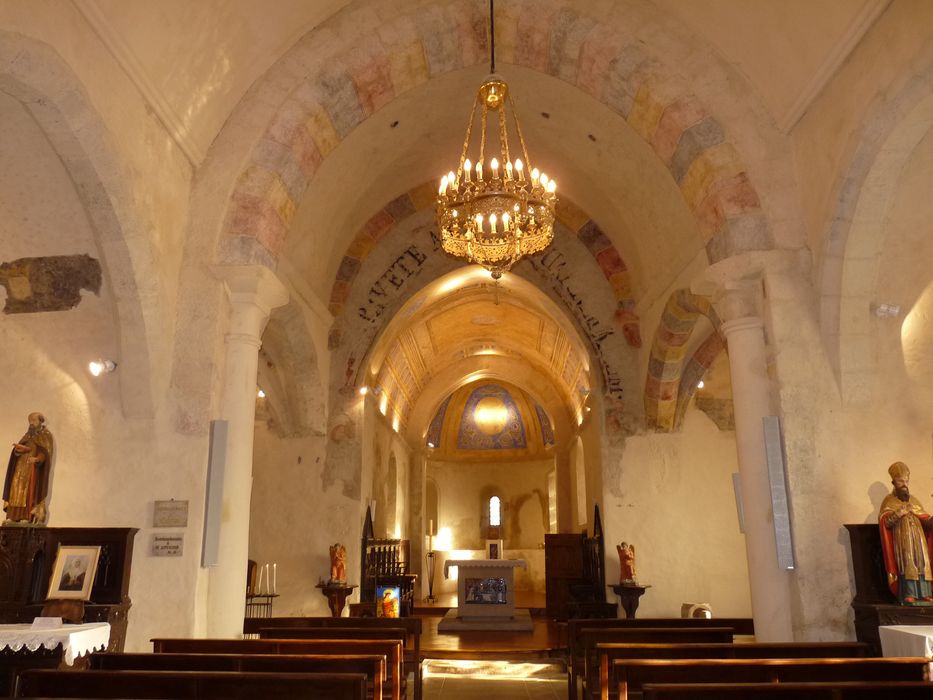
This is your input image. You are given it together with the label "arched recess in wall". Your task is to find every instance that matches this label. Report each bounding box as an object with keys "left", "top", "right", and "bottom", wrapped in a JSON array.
[
  {"left": 819, "top": 59, "right": 933, "bottom": 403},
  {"left": 0, "top": 31, "right": 155, "bottom": 418},
  {"left": 258, "top": 300, "right": 326, "bottom": 437}
]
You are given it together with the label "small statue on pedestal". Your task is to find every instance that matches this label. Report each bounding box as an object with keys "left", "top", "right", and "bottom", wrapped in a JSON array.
[
  {"left": 878, "top": 461, "right": 933, "bottom": 605},
  {"left": 617, "top": 541, "right": 636, "bottom": 583},
  {"left": 329, "top": 542, "right": 347, "bottom": 584},
  {"left": 3, "top": 412, "right": 54, "bottom": 525}
]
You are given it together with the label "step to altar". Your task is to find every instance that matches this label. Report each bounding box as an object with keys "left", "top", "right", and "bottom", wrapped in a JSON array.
[{"left": 437, "top": 608, "right": 535, "bottom": 632}]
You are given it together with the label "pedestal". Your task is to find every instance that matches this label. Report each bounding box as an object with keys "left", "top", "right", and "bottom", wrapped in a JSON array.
[
  {"left": 315, "top": 583, "right": 357, "bottom": 618},
  {"left": 609, "top": 583, "right": 650, "bottom": 619}
]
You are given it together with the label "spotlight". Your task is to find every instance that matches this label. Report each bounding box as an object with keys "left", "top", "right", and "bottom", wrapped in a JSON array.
[
  {"left": 88, "top": 359, "right": 117, "bottom": 376},
  {"left": 697, "top": 380, "right": 705, "bottom": 389},
  {"left": 257, "top": 389, "right": 266, "bottom": 398},
  {"left": 359, "top": 386, "right": 369, "bottom": 396}
]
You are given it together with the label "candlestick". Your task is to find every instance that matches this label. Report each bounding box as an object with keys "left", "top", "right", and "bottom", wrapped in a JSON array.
[
  {"left": 264, "top": 563, "right": 270, "bottom": 595},
  {"left": 273, "top": 563, "right": 277, "bottom": 594}
]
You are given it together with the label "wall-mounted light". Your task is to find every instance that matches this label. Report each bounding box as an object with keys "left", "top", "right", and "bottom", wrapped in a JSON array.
[
  {"left": 697, "top": 380, "right": 705, "bottom": 389},
  {"left": 88, "top": 359, "right": 117, "bottom": 377},
  {"left": 427, "top": 442, "right": 436, "bottom": 448},
  {"left": 359, "top": 386, "right": 369, "bottom": 396},
  {"left": 257, "top": 388, "right": 266, "bottom": 398}
]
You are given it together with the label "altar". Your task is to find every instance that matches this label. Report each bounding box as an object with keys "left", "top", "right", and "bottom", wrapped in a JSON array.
[{"left": 438, "top": 559, "right": 533, "bottom": 632}]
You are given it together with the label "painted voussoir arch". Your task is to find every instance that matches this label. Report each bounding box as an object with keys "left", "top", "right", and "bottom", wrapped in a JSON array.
[
  {"left": 326, "top": 182, "right": 642, "bottom": 347},
  {"left": 644, "top": 289, "right": 723, "bottom": 432},
  {"left": 218, "top": 0, "right": 772, "bottom": 270}
]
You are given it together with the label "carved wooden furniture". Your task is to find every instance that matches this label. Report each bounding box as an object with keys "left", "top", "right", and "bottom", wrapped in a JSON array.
[
  {"left": 545, "top": 505, "right": 611, "bottom": 620},
  {"left": 359, "top": 507, "right": 415, "bottom": 617},
  {"left": 0, "top": 527, "right": 136, "bottom": 650},
  {"left": 844, "top": 523, "right": 933, "bottom": 654}
]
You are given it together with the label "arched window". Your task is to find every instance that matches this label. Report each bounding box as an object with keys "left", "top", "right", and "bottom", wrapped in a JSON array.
[{"left": 489, "top": 495, "right": 501, "bottom": 528}]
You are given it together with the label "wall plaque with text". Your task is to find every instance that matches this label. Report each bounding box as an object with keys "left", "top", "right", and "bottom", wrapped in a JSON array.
[
  {"left": 154, "top": 500, "right": 188, "bottom": 528},
  {"left": 151, "top": 534, "right": 184, "bottom": 557}
]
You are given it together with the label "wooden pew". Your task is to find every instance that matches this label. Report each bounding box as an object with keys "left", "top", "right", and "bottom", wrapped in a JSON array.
[
  {"left": 90, "top": 652, "right": 386, "bottom": 700},
  {"left": 151, "top": 638, "right": 403, "bottom": 700},
  {"left": 642, "top": 680, "right": 933, "bottom": 699},
  {"left": 565, "top": 617, "right": 748, "bottom": 700},
  {"left": 15, "top": 669, "right": 367, "bottom": 699},
  {"left": 577, "top": 626, "right": 736, "bottom": 700},
  {"left": 245, "top": 615, "right": 423, "bottom": 700},
  {"left": 612, "top": 658, "right": 931, "bottom": 700},
  {"left": 597, "top": 641, "right": 871, "bottom": 699}
]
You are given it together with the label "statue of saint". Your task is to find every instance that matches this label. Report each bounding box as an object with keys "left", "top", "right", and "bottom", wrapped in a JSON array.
[
  {"left": 329, "top": 543, "right": 347, "bottom": 583},
  {"left": 3, "top": 412, "right": 54, "bottom": 525},
  {"left": 617, "top": 541, "right": 636, "bottom": 583},
  {"left": 879, "top": 461, "right": 933, "bottom": 604}
]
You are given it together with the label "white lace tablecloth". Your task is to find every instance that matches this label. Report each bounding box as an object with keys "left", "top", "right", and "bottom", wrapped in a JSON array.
[{"left": 0, "top": 622, "right": 110, "bottom": 665}]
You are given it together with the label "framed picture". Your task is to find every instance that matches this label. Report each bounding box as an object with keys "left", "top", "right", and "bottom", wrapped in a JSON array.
[
  {"left": 375, "top": 585, "right": 401, "bottom": 618},
  {"left": 47, "top": 545, "right": 100, "bottom": 600},
  {"left": 486, "top": 539, "right": 503, "bottom": 559}
]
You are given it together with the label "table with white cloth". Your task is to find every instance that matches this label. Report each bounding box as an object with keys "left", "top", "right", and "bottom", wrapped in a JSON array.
[{"left": 879, "top": 624, "right": 933, "bottom": 657}]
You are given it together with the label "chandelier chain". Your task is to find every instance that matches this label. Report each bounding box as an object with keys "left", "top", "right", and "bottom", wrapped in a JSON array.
[
  {"left": 508, "top": 95, "right": 533, "bottom": 173},
  {"left": 457, "top": 97, "right": 480, "bottom": 176}
]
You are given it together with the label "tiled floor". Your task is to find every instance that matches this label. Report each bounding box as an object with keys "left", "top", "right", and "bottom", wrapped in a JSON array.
[{"left": 421, "top": 660, "right": 566, "bottom": 699}]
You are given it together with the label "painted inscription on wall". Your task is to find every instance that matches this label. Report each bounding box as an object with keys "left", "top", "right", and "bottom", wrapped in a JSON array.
[
  {"left": 526, "top": 250, "right": 625, "bottom": 399},
  {"left": 358, "top": 246, "right": 427, "bottom": 323}
]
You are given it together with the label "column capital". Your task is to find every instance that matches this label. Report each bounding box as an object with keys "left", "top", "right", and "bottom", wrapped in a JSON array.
[
  {"left": 212, "top": 264, "right": 289, "bottom": 315},
  {"left": 721, "top": 315, "right": 765, "bottom": 337}
]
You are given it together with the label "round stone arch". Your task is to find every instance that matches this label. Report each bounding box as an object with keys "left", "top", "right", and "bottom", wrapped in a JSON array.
[
  {"left": 819, "top": 60, "right": 933, "bottom": 403},
  {"left": 326, "top": 182, "right": 642, "bottom": 347},
  {"left": 0, "top": 31, "right": 155, "bottom": 418},
  {"left": 214, "top": 0, "right": 772, "bottom": 270}
]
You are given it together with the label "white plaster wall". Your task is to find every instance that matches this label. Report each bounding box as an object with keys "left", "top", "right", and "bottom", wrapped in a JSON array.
[
  {"left": 428, "top": 459, "right": 552, "bottom": 552},
  {"left": 602, "top": 407, "right": 751, "bottom": 618},
  {"left": 249, "top": 420, "right": 359, "bottom": 617}
]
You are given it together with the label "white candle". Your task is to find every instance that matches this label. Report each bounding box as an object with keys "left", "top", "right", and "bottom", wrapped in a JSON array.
[
  {"left": 429, "top": 519, "right": 433, "bottom": 535},
  {"left": 273, "top": 563, "right": 277, "bottom": 594},
  {"left": 264, "top": 564, "right": 270, "bottom": 595},
  {"left": 256, "top": 565, "right": 264, "bottom": 596}
]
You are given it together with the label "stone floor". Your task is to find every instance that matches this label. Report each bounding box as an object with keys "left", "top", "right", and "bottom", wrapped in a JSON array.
[{"left": 420, "top": 660, "right": 566, "bottom": 700}]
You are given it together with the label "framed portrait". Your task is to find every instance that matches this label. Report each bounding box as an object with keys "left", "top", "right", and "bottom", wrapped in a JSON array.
[{"left": 47, "top": 545, "right": 100, "bottom": 600}]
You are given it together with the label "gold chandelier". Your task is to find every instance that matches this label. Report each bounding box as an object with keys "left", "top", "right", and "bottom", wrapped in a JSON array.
[{"left": 436, "top": 2, "right": 557, "bottom": 280}]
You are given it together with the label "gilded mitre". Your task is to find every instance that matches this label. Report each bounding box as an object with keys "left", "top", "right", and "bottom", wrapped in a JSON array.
[{"left": 889, "top": 461, "right": 910, "bottom": 480}]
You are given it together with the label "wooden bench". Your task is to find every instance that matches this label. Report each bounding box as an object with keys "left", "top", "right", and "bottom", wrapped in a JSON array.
[
  {"left": 15, "top": 669, "right": 368, "bottom": 699},
  {"left": 612, "top": 658, "right": 931, "bottom": 700},
  {"left": 565, "top": 617, "right": 749, "bottom": 700},
  {"left": 151, "top": 638, "right": 403, "bottom": 700},
  {"left": 577, "top": 626, "right": 736, "bottom": 700},
  {"left": 597, "top": 641, "right": 871, "bottom": 699},
  {"left": 91, "top": 652, "right": 386, "bottom": 700},
  {"left": 245, "top": 615, "right": 423, "bottom": 700},
  {"left": 642, "top": 680, "right": 933, "bottom": 699}
]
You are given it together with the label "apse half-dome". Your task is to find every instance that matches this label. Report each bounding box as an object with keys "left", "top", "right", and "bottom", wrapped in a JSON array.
[{"left": 425, "top": 381, "right": 555, "bottom": 461}]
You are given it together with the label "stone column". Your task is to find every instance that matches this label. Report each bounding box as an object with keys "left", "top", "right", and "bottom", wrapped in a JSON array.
[
  {"left": 720, "top": 291, "right": 794, "bottom": 641},
  {"left": 555, "top": 448, "right": 573, "bottom": 531},
  {"left": 207, "top": 265, "right": 288, "bottom": 637}
]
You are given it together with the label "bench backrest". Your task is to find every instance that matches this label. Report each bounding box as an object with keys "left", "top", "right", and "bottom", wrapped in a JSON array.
[
  {"left": 90, "top": 652, "right": 386, "bottom": 700},
  {"left": 596, "top": 641, "right": 872, "bottom": 698},
  {"left": 15, "top": 669, "right": 367, "bottom": 699},
  {"left": 579, "top": 627, "right": 735, "bottom": 700},
  {"left": 258, "top": 626, "right": 407, "bottom": 647},
  {"left": 151, "top": 638, "right": 403, "bottom": 700},
  {"left": 613, "top": 658, "right": 931, "bottom": 700},
  {"left": 642, "top": 680, "right": 933, "bottom": 700}
]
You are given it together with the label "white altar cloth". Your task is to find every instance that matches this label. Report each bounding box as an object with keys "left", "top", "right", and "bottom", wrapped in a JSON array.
[
  {"left": 878, "top": 625, "right": 933, "bottom": 658},
  {"left": 0, "top": 622, "right": 110, "bottom": 665}
]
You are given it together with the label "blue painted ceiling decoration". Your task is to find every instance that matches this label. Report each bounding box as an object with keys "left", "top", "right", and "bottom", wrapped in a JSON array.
[
  {"left": 425, "top": 394, "right": 450, "bottom": 448},
  {"left": 534, "top": 402, "right": 555, "bottom": 447},
  {"left": 457, "top": 384, "right": 527, "bottom": 450}
]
